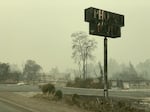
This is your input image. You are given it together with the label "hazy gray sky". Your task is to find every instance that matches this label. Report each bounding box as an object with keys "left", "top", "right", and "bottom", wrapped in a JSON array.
[{"left": 0, "top": 0, "right": 150, "bottom": 72}]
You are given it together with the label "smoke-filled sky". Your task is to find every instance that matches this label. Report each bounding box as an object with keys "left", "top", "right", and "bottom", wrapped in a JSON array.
[{"left": 0, "top": 0, "right": 150, "bottom": 72}]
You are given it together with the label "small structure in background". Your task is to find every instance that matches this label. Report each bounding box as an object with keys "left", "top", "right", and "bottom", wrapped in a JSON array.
[{"left": 110, "top": 79, "right": 150, "bottom": 89}]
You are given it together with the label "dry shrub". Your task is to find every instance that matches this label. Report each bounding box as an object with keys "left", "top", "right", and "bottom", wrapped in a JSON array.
[
  {"left": 64, "top": 95, "right": 146, "bottom": 112},
  {"left": 54, "top": 90, "right": 63, "bottom": 100},
  {"left": 39, "top": 83, "right": 55, "bottom": 95}
]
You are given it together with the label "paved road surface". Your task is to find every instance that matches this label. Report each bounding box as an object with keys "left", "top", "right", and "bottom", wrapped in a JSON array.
[
  {"left": 0, "top": 84, "right": 150, "bottom": 99},
  {"left": 0, "top": 84, "right": 39, "bottom": 92},
  {"left": 0, "top": 101, "right": 30, "bottom": 112},
  {"left": 60, "top": 87, "right": 150, "bottom": 99}
]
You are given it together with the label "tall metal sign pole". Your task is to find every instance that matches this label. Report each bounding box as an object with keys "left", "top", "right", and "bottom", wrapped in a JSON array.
[
  {"left": 84, "top": 7, "right": 124, "bottom": 98},
  {"left": 104, "top": 37, "right": 108, "bottom": 97}
]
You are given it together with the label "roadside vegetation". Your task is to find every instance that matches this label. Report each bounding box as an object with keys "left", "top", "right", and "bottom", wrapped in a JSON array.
[
  {"left": 35, "top": 83, "right": 148, "bottom": 112},
  {"left": 38, "top": 83, "right": 63, "bottom": 101},
  {"left": 65, "top": 95, "right": 147, "bottom": 112},
  {"left": 66, "top": 77, "right": 106, "bottom": 89}
]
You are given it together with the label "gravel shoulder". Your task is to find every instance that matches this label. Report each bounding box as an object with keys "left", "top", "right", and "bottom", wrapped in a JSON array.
[{"left": 0, "top": 92, "right": 87, "bottom": 112}]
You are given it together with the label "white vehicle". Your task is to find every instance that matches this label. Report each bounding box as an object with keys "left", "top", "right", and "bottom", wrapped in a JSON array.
[{"left": 17, "top": 82, "right": 25, "bottom": 86}]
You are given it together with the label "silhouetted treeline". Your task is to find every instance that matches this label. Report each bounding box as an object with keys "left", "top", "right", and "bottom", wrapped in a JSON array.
[{"left": 0, "top": 63, "right": 21, "bottom": 83}]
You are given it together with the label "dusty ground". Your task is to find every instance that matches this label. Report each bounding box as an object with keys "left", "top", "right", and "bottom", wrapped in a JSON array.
[
  {"left": 1, "top": 92, "right": 149, "bottom": 112},
  {"left": 14, "top": 92, "right": 150, "bottom": 112},
  {"left": 0, "top": 92, "right": 88, "bottom": 112}
]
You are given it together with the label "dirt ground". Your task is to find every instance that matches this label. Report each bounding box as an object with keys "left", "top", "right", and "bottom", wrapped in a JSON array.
[
  {"left": 1, "top": 92, "right": 149, "bottom": 112},
  {"left": 0, "top": 92, "right": 88, "bottom": 112}
]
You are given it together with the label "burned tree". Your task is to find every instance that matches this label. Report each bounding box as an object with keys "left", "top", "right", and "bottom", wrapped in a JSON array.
[{"left": 71, "top": 31, "right": 97, "bottom": 79}]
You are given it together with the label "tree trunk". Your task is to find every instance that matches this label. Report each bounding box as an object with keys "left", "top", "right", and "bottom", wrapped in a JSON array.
[{"left": 83, "top": 58, "right": 86, "bottom": 80}]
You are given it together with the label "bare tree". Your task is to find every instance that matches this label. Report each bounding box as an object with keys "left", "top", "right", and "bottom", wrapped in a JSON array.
[
  {"left": 49, "top": 67, "right": 59, "bottom": 79},
  {"left": 94, "top": 62, "right": 104, "bottom": 84},
  {"left": 136, "top": 59, "right": 150, "bottom": 79},
  {"left": 71, "top": 31, "right": 97, "bottom": 79}
]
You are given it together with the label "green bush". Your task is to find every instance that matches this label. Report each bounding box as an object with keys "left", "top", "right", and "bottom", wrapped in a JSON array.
[
  {"left": 66, "top": 77, "right": 104, "bottom": 89},
  {"left": 66, "top": 81, "right": 74, "bottom": 87},
  {"left": 54, "top": 90, "right": 63, "bottom": 100},
  {"left": 72, "top": 94, "right": 80, "bottom": 105},
  {"left": 39, "top": 83, "right": 55, "bottom": 94}
]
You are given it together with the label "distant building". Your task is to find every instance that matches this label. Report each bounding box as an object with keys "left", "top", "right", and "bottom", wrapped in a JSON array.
[
  {"left": 38, "top": 73, "right": 68, "bottom": 87},
  {"left": 110, "top": 79, "right": 150, "bottom": 89}
]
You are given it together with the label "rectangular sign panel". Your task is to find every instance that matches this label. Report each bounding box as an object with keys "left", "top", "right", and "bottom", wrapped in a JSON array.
[
  {"left": 89, "top": 21, "right": 121, "bottom": 38},
  {"left": 85, "top": 7, "right": 124, "bottom": 27},
  {"left": 85, "top": 7, "right": 124, "bottom": 38}
]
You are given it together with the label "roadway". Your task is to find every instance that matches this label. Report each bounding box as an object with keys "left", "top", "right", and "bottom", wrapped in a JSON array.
[
  {"left": 59, "top": 87, "right": 150, "bottom": 99},
  {"left": 0, "top": 100, "right": 31, "bottom": 112},
  {"left": 0, "top": 84, "right": 39, "bottom": 92},
  {"left": 0, "top": 84, "right": 150, "bottom": 99}
]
